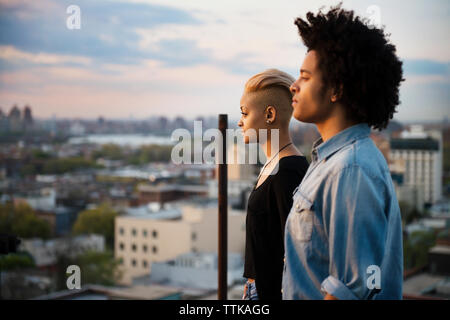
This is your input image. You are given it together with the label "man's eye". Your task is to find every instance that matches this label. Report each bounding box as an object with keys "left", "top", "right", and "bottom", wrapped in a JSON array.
[
  {"left": 241, "top": 112, "right": 247, "bottom": 116},
  {"left": 300, "top": 76, "right": 309, "bottom": 80}
]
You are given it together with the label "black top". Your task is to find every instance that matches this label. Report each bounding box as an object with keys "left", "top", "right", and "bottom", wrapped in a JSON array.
[{"left": 243, "top": 155, "right": 309, "bottom": 300}]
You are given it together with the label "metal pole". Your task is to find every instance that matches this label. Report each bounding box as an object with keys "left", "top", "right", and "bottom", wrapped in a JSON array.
[{"left": 218, "top": 114, "right": 228, "bottom": 300}]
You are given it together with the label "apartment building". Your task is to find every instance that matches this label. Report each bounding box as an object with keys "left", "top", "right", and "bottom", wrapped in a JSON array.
[
  {"left": 115, "top": 200, "right": 246, "bottom": 285},
  {"left": 390, "top": 126, "right": 443, "bottom": 205}
]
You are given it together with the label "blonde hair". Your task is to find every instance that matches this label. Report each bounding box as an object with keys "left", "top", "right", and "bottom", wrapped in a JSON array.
[
  {"left": 243, "top": 69, "right": 295, "bottom": 124},
  {"left": 244, "top": 68, "right": 295, "bottom": 94}
]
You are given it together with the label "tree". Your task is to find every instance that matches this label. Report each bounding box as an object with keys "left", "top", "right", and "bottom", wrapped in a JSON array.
[
  {"left": 77, "top": 250, "right": 123, "bottom": 286},
  {"left": 399, "top": 201, "right": 424, "bottom": 225},
  {"left": 0, "top": 252, "right": 35, "bottom": 271},
  {"left": 128, "top": 144, "right": 172, "bottom": 165},
  {"left": 403, "top": 230, "right": 436, "bottom": 270},
  {"left": 42, "top": 157, "right": 102, "bottom": 174},
  {"left": 54, "top": 249, "right": 122, "bottom": 290},
  {"left": 0, "top": 202, "right": 51, "bottom": 239},
  {"left": 72, "top": 203, "right": 118, "bottom": 250},
  {"left": 92, "top": 143, "right": 124, "bottom": 160}
]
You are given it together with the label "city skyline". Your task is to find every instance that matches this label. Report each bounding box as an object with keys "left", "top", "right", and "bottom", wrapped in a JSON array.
[{"left": 0, "top": 0, "right": 449, "bottom": 122}]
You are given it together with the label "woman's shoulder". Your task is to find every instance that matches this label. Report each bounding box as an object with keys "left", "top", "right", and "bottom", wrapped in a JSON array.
[
  {"left": 269, "top": 155, "right": 309, "bottom": 184},
  {"left": 267, "top": 156, "right": 308, "bottom": 195},
  {"left": 278, "top": 155, "right": 309, "bottom": 171}
]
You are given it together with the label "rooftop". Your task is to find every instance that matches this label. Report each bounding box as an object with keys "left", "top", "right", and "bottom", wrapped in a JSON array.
[
  {"left": 403, "top": 273, "right": 450, "bottom": 299},
  {"left": 390, "top": 137, "right": 439, "bottom": 151},
  {"left": 32, "top": 284, "right": 182, "bottom": 300}
]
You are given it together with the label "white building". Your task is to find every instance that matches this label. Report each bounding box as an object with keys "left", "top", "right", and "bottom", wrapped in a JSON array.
[
  {"left": 149, "top": 252, "right": 244, "bottom": 290},
  {"left": 69, "top": 121, "right": 86, "bottom": 136},
  {"left": 20, "top": 234, "right": 105, "bottom": 267},
  {"left": 390, "top": 125, "right": 443, "bottom": 205},
  {"left": 21, "top": 187, "right": 56, "bottom": 211}
]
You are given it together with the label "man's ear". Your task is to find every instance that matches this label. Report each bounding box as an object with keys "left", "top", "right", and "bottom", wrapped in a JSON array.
[{"left": 331, "top": 84, "right": 344, "bottom": 102}]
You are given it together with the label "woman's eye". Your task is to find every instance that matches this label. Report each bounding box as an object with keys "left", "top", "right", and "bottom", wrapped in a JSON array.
[{"left": 241, "top": 112, "right": 247, "bottom": 116}]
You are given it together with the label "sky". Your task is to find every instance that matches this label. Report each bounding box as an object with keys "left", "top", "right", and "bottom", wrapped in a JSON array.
[{"left": 0, "top": 0, "right": 449, "bottom": 123}]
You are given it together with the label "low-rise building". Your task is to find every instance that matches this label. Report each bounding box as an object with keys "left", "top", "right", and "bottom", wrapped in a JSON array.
[
  {"left": 32, "top": 283, "right": 182, "bottom": 300},
  {"left": 149, "top": 252, "right": 244, "bottom": 290},
  {"left": 19, "top": 234, "right": 105, "bottom": 268},
  {"left": 115, "top": 199, "right": 246, "bottom": 285}
]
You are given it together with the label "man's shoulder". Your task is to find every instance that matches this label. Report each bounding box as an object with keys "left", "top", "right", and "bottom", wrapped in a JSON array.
[{"left": 327, "top": 137, "right": 390, "bottom": 182}]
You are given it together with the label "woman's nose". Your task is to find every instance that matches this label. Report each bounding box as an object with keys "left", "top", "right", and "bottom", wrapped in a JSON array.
[{"left": 290, "top": 82, "right": 299, "bottom": 94}]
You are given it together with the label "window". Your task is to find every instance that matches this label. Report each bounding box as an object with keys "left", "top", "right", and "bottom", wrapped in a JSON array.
[
  {"left": 143, "top": 229, "right": 148, "bottom": 237},
  {"left": 143, "top": 260, "right": 148, "bottom": 268},
  {"left": 132, "top": 228, "right": 137, "bottom": 236},
  {"left": 132, "top": 259, "right": 136, "bottom": 267},
  {"left": 143, "top": 245, "right": 148, "bottom": 252},
  {"left": 118, "top": 257, "right": 124, "bottom": 265},
  {"left": 119, "top": 243, "right": 124, "bottom": 251},
  {"left": 132, "top": 244, "right": 137, "bottom": 252},
  {"left": 152, "top": 230, "right": 158, "bottom": 238},
  {"left": 191, "top": 232, "right": 197, "bottom": 241},
  {"left": 119, "top": 227, "right": 124, "bottom": 235},
  {"left": 152, "top": 246, "right": 158, "bottom": 254}
]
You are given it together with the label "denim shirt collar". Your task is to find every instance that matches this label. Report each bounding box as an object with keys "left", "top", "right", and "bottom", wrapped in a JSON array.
[{"left": 311, "top": 123, "right": 371, "bottom": 162}]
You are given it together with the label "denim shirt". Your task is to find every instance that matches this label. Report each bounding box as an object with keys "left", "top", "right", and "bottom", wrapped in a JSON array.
[{"left": 282, "top": 123, "right": 403, "bottom": 300}]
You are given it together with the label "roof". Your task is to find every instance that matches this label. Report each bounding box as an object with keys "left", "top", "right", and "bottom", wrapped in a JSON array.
[
  {"left": 137, "top": 184, "right": 209, "bottom": 193},
  {"left": 32, "top": 284, "right": 182, "bottom": 300},
  {"left": 122, "top": 206, "right": 182, "bottom": 220},
  {"left": 429, "top": 245, "right": 450, "bottom": 255},
  {"left": 390, "top": 138, "right": 439, "bottom": 151}
]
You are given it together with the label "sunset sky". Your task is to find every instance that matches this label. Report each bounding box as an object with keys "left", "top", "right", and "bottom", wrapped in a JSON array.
[{"left": 0, "top": 0, "right": 449, "bottom": 122}]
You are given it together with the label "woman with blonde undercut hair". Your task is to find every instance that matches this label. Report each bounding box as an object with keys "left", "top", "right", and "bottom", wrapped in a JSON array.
[{"left": 238, "top": 69, "right": 309, "bottom": 300}]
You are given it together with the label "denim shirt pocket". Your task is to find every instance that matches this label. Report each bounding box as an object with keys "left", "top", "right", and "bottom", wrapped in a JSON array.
[{"left": 290, "top": 193, "right": 314, "bottom": 242}]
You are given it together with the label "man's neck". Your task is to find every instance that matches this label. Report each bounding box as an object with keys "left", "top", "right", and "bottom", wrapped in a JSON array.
[{"left": 316, "top": 106, "right": 358, "bottom": 142}]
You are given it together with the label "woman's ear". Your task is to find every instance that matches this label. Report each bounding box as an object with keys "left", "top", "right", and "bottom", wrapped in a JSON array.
[{"left": 265, "top": 106, "right": 276, "bottom": 124}]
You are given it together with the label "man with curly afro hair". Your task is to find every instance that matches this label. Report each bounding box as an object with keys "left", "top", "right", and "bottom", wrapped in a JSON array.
[{"left": 283, "top": 4, "right": 404, "bottom": 300}]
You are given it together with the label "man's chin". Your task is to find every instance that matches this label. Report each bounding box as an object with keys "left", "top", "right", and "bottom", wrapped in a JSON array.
[{"left": 293, "top": 112, "right": 313, "bottom": 124}]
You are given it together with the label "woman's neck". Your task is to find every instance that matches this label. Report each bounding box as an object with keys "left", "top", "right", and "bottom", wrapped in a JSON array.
[{"left": 259, "top": 129, "right": 292, "bottom": 160}]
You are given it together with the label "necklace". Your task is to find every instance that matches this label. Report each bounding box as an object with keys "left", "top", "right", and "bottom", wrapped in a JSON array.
[{"left": 255, "top": 142, "right": 293, "bottom": 187}]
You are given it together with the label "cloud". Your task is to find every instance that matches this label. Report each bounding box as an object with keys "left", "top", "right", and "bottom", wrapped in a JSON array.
[
  {"left": 0, "top": 0, "right": 202, "bottom": 65},
  {"left": 397, "top": 79, "right": 450, "bottom": 122},
  {"left": 0, "top": 45, "right": 92, "bottom": 66},
  {"left": 1, "top": 0, "right": 449, "bottom": 121},
  {"left": 403, "top": 59, "right": 450, "bottom": 76}
]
